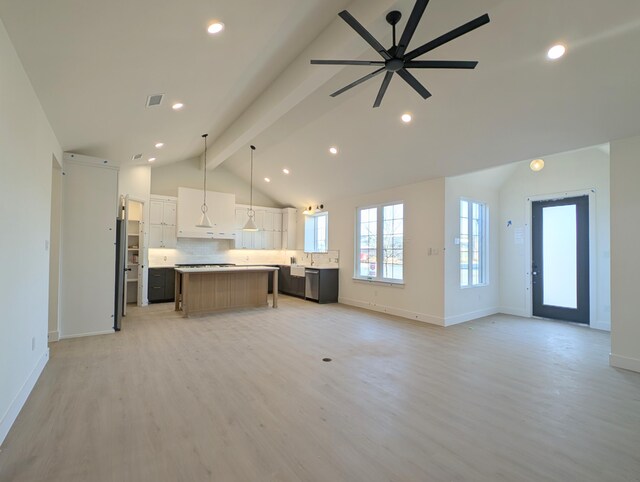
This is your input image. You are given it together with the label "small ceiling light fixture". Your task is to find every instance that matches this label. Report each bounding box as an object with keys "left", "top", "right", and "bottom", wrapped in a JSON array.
[
  {"left": 401, "top": 113, "right": 412, "bottom": 123},
  {"left": 282, "top": 168, "right": 290, "bottom": 175},
  {"left": 264, "top": 177, "right": 271, "bottom": 183},
  {"left": 207, "top": 21, "right": 225, "bottom": 35},
  {"left": 329, "top": 146, "right": 338, "bottom": 155},
  {"left": 243, "top": 145, "right": 259, "bottom": 232},
  {"left": 547, "top": 44, "right": 566, "bottom": 60},
  {"left": 148, "top": 157, "right": 156, "bottom": 163},
  {"left": 530, "top": 159, "right": 545, "bottom": 172},
  {"left": 172, "top": 103, "right": 184, "bottom": 110},
  {"left": 155, "top": 142, "right": 164, "bottom": 148},
  {"left": 196, "top": 134, "right": 213, "bottom": 228}
]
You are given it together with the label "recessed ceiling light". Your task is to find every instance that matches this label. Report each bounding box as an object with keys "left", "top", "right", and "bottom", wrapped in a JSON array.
[
  {"left": 547, "top": 44, "right": 566, "bottom": 60},
  {"left": 282, "top": 168, "right": 290, "bottom": 174},
  {"left": 329, "top": 147, "right": 338, "bottom": 155},
  {"left": 155, "top": 142, "right": 164, "bottom": 148},
  {"left": 530, "top": 159, "right": 545, "bottom": 171},
  {"left": 264, "top": 177, "right": 271, "bottom": 183},
  {"left": 401, "top": 113, "right": 413, "bottom": 123},
  {"left": 172, "top": 103, "right": 184, "bottom": 110},
  {"left": 207, "top": 22, "right": 225, "bottom": 35},
  {"left": 148, "top": 157, "right": 156, "bottom": 163}
]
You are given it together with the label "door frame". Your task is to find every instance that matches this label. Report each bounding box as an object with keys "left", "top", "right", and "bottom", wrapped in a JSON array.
[{"left": 524, "top": 188, "right": 598, "bottom": 327}]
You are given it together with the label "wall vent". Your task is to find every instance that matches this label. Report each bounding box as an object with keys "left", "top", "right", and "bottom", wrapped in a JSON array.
[
  {"left": 132, "top": 153, "right": 143, "bottom": 160},
  {"left": 146, "top": 94, "right": 164, "bottom": 107}
]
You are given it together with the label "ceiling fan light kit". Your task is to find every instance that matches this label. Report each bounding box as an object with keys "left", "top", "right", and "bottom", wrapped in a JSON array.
[{"left": 311, "top": 0, "right": 490, "bottom": 108}]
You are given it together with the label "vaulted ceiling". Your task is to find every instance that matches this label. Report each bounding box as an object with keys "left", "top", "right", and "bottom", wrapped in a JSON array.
[{"left": 2, "top": 0, "right": 640, "bottom": 207}]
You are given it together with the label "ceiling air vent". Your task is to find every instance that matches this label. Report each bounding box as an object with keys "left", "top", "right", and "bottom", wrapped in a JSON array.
[
  {"left": 132, "top": 153, "right": 143, "bottom": 161},
  {"left": 146, "top": 93, "right": 164, "bottom": 107}
]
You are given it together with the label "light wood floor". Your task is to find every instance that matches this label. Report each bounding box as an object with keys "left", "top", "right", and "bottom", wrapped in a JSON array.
[{"left": 1, "top": 297, "right": 639, "bottom": 482}]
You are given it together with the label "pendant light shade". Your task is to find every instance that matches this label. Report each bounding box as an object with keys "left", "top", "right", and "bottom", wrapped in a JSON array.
[
  {"left": 243, "top": 145, "right": 259, "bottom": 232},
  {"left": 195, "top": 133, "right": 213, "bottom": 228}
]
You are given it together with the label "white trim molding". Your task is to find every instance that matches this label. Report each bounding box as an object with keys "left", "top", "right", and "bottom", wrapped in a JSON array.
[
  {"left": 0, "top": 349, "right": 49, "bottom": 445},
  {"left": 60, "top": 329, "right": 115, "bottom": 340},
  {"left": 610, "top": 354, "right": 640, "bottom": 373},
  {"left": 444, "top": 307, "right": 500, "bottom": 327},
  {"left": 48, "top": 331, "right": 60, "bottom": 342},
  {"left": 339, "top": 298, "right": 444, "bottom": 326}
]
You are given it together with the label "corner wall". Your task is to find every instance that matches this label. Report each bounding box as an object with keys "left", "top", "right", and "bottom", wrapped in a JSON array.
[
  {"left": 610, "top": 135, "right": 640, "bottom": 372},
  {"left": 0, "top": 18, "right": 62, "bottom": 444},
  {"left": 330, "top": 178, "right": 446, "bottom": 325},
  {"left": 498, "top": 147, "right": 611, "bottom": 329},
  {"left": 444, "top": 175, "right": 501, "bottom": 325}
]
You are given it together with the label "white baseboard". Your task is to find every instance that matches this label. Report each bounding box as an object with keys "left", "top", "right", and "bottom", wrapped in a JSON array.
[
  {"left": 444, "top": 307, "right": 500, "bottom": 327},
  {"left": 60, "top": 329, "right": 115, "bottom": 340},
  {"left": 498, "top": 307, "right": 529, "bottom": 318},
  {"left": 0, "top": 349, "right": 49, "bottom": 445},
  {"left": 48, "top": 331, "right": 59, "bottom": 342},
  {"left": 610, "top": 354, "right": 640, "bottom": 373},
  {"left": 339, "top": 298, "right": 444, "bottom": 326},
  {"left": 590, "top": 320, "right": 611, "bottom": 332}
]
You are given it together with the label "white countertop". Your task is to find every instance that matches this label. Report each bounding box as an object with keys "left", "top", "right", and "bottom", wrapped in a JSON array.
[{"left": 174, "top": 266, "right": 279, "bottom": 274}]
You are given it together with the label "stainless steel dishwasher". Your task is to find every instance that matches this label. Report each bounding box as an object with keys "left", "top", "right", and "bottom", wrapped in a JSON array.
[{"left": 305, "top": 269, "right": 320, "bottom": 301}]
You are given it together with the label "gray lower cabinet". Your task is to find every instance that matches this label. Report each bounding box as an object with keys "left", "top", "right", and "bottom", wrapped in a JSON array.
[
  {"left": 307, "top": 269, "right": 339, "bottom": 304},
  {"left": 278, "top": 266, "right": 338, "bottom": 302},
  {"left": 148, "top": 268, "right": 175, "bottom": 303}
]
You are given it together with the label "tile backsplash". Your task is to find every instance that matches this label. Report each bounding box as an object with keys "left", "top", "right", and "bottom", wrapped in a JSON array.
[{"left": 148, "top": 238, "right": 339, "bottom": 268}]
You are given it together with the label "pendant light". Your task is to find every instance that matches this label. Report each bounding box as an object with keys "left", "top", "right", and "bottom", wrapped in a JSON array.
[
  {"left": 243, "top": 145, "right": 259, "bottom": 231},
  {"left": 196, "top": 133, "right": 213, "bottom": 228}
]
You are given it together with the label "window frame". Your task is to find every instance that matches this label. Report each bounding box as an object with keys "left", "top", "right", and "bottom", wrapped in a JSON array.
[
  {"left": 459, "top": 197, "right": 489, "bottom": 288},
  {"left": 354, "top": 201, "right": 405, "bottom": 284},
  {"left": 304, "top": 211, "right": 329, "bottom": 253}
]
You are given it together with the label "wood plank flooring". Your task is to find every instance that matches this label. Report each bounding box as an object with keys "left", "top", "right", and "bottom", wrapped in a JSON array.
[{"left": 1, "top": 297, "right": 639, "bottom": 481}]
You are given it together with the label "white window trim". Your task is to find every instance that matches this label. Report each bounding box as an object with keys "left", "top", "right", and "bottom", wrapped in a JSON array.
[
  {"left": 304, "top": 211, "right": 329, "bottom": 253},
  {"left": 459, "top": 197, "right": 489, "bottom": 289},
  {"left": 354, "top": 201, "right": 404, "bottom": 283}
]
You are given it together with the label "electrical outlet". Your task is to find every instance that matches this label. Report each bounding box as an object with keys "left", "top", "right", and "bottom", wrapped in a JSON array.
[{"left": 32, "top": 336, "right": 36, "bottom": 351}]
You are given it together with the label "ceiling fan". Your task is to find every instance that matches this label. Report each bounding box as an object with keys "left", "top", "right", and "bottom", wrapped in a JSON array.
[{"left": 311, "top": 0, "right": 490, "bottom": 108}]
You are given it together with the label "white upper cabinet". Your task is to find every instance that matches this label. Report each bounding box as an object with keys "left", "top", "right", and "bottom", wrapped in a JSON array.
[
  {"left": 149, "top": 196, "right": 177, "bottom": 248},
  {"left": 233, "top": 204, "right": 295, "bottom": 250},
  {"left": 177, "top": 187, "right": 236, "bottom": 239}
]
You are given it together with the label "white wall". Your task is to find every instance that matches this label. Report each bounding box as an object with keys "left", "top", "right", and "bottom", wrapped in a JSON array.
[
  {"left": 150, "top": 158, "right": 279, "bottom": 207},
  {"left": 119, "top": 165, "right": 151, "bottom": 305},
  {"left": 330, "top": 178, "right": 446, "bottom": 325},
  {"left": 610, "top": 135, "right": 640, "bottom": 373},
  {"left": 0, "top": 19, "right": 62, "bottom": 443},
  {"left": 48, "top": 159, "right": 63, "bottom": 341},
  {"left": 444, "top": 175, "right": 501, "bottom": 325},
  {"left": 499, "top": 147, "right": 611, "bottom": 329}
]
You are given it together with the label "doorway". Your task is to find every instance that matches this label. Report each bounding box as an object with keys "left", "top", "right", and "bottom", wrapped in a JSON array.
[
  {"left": 48, "top": 156, "right": 62, "bottom": 342},
  {"left": 531, "top": 195, "right": 590, "bottom": 324}
]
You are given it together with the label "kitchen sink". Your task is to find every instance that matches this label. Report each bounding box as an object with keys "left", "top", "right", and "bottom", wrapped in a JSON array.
[{"left": 290, "top": 265, "right": 306, "bottom": 277}]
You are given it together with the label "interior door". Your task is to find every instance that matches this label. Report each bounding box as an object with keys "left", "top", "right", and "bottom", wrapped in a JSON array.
[{"left": 532, "top": 195, "right": 589, "bottom": 324}]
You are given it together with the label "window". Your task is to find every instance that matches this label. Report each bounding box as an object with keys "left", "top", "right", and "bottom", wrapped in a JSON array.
[
  {"left": 304, "top": 212, "right": 328, "bottom": 252},
  {"left": 460, "top": 199, "right": 487, "bottom": 287},
  {"left": 355, "top": 202, "right": 404, "bottom": 282}
]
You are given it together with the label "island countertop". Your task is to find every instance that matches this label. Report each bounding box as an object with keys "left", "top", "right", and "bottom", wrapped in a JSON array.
[{"left": 174, "top": 265, "right": 279, "bottom": 274}]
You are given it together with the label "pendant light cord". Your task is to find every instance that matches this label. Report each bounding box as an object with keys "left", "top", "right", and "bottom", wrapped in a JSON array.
[
  {"left": 202, "top": 134, "right": 208, "bottom": 212},
  {"left": 249, "top": 145, "right": 256, "bottom": 216}
]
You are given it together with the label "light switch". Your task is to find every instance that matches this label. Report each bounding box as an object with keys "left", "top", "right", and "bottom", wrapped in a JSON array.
[{"left": 45, "top": 240, "right": 49, "bottom": 251}]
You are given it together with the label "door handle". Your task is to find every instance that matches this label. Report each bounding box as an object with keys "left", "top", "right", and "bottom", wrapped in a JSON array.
[{"left": 532, "top": 271, "right": 537, "bottom": 275}]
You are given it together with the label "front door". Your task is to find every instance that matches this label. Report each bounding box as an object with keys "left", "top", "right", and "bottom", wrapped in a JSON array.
[{"left": 532, "top": 195, "right": 589, "bottom": 324}]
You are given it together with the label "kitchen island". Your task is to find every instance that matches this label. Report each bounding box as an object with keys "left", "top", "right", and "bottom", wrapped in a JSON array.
[{"left": 174, "top": 266, "right": 279, "bottom": 317}]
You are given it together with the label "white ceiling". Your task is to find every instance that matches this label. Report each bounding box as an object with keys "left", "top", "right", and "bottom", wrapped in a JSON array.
[{"left": 2, "top": 0, "right": 640, "bottom": 207}]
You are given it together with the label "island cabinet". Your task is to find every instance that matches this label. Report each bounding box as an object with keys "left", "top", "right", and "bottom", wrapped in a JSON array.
[{"left": 148, "top": 268, "right": 175, "bottom": 302}]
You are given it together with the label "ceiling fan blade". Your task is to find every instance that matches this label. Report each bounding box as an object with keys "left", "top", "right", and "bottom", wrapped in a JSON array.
[
  {"left": 404, "top": 60, "right": 478, "bottom": 69},
  {"left": 396, "top": 0, "right": 430, "bottom": 57},
  {"left": 330, "top": 67, "right": 386, "bottom": 97},
  {"left": 338, "top": 10, "right": 392, "bottom": 60},
  {"left": 311, "top": 60, "right": 385, "bottom": 66},
  {"left": 397, "top": 68, "right": 431, "bottom": 99},
  {"left": 373, "top": 72, "right": 394, "bottom": 108},
  {"left": 405, "top": 13, "right": 490, "bottom": 61}
]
